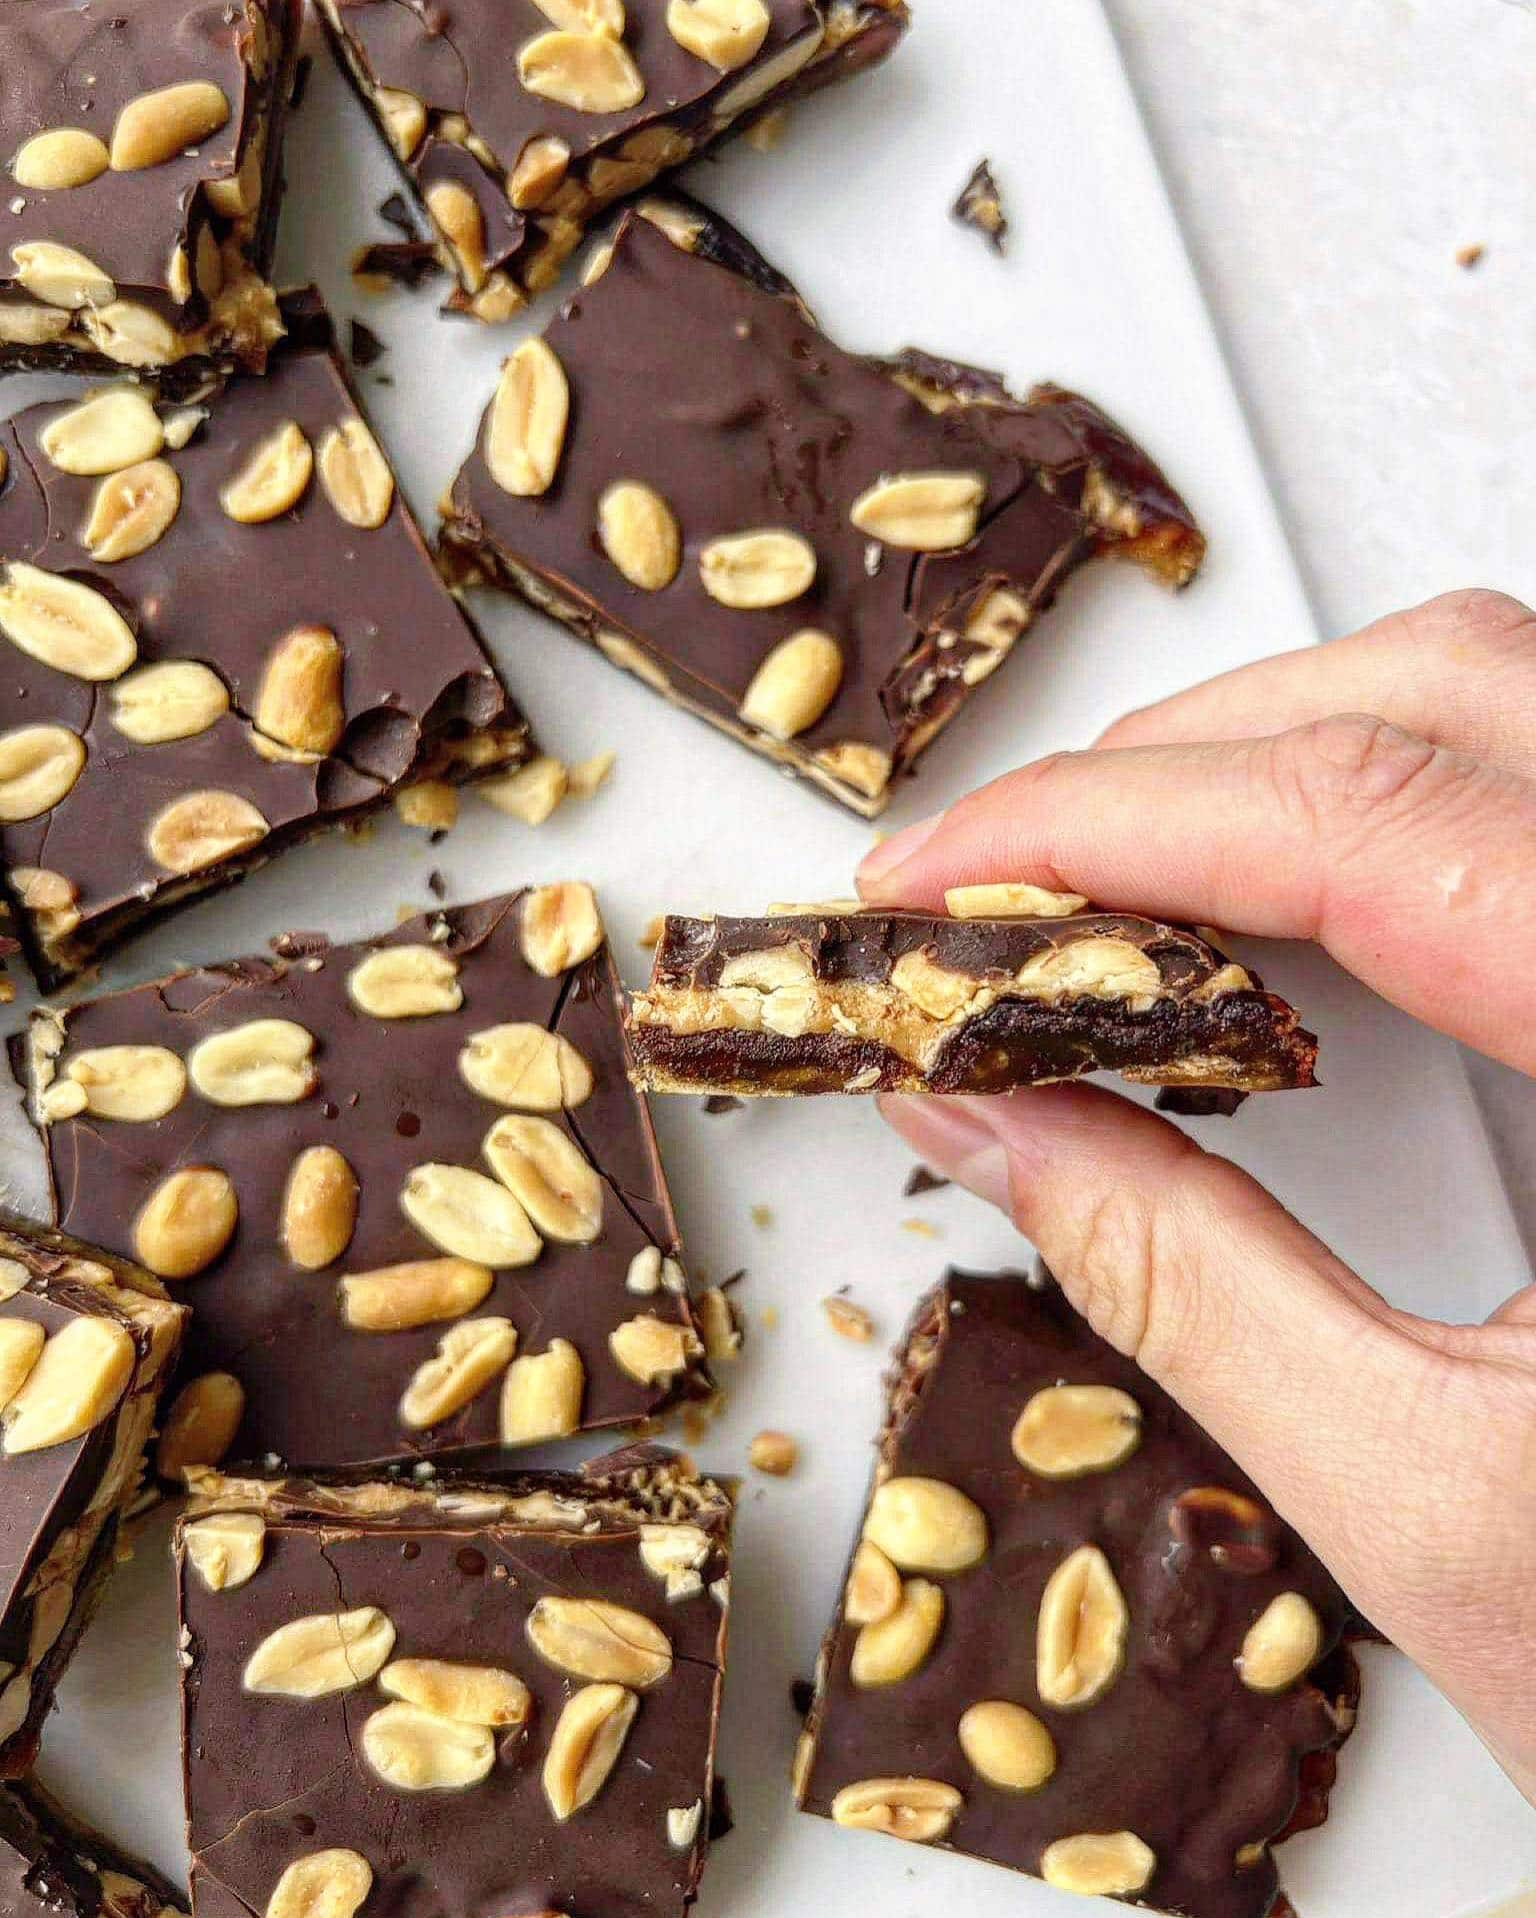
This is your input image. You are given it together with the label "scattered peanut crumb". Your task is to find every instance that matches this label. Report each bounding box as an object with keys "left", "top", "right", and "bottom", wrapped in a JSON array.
[
  {"left": 1455, "top": 242, "right": 1486, "bottom": 270},
  {"left": 393, "top": 779, "right": 458, "bottom": 833},
  {"left": 478, "top": 755, "right": 567, "bottom": 824},
  {"left": 761, "top": 1305, "right": 779, "bottom": 1331},
  {"left": 567, "top": 749, "right": 616, "bottom": 797},
  {"left": 823, "top": 1296, "right": 875, "bottom": 1343},
  {"left": 901, "top": 1218, "right": 941, "bottom": 1239},
  {"left": 744, "top": 106, "right": 790, "bottom": 152},
  {"left": 748, "top": 1429, "right": 798, "bottom": 1475},
  {"left": 639, "top": 914, "right": 666, "bottom": 949},
  {"left": 749, "top": 1204, "right": 773, "bottom": 1230},
  {"left": 695, "top": 1286, "right": 743, "bottom": 1362},
  {"left": 682, "top": 1393, "right": 726, "bottom": 1444}
]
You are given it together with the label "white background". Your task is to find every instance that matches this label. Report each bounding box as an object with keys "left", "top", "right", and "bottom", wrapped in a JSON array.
[{"left": 8, "top": 2, "right": 1535, "bottom": 1913}]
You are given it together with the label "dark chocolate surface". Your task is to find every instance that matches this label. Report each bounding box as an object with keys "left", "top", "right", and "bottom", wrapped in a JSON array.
[
  {"left": 799, "top": 1270, "right": 1359, "bottom": 1918},
  {"left": 627, "top": 908, "right": 1319, "bottom": 1094},
  {"left": 443, "top": 207, "right": 1203, "bottom": 809},
  {"left": 0, "top": 0, "right": 298, "bottom": 365},
  {"left": 323, "top": 0, "right": 903, "bottom": 304},
  {"left": 23, "top": 892, "right": 708, "bottom": 1474},
  {"left": 0, "top": 1781, "right": 186, "bottom": 1917},
  {"left": 178, "top": 1461, "right": 731, "bottom": 1918},
  {"left": 0, "top": 305, "right": 526, "bottom": 989}
]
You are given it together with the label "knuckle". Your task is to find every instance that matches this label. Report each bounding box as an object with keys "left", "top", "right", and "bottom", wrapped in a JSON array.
[
  {"left": 1407, "top": 586, "right": 1536, "bottom": 660},
  {"left": 1066, "top": 1148, "right": 1211, "bottom": 1379},
  {"left": 1266, "top": 713, "right": 1441, "bottom": 833}
]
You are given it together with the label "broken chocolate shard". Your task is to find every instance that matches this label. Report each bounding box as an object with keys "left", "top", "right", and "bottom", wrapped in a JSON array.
[
  {"left": 179, "top": 1454, "right": 732, "bottom": 1917},
  {"left": 0, "top": 0, "right": 302, "bottom": 385},
  {"left": 442, "top": 201, "right": 1203, "bottom": 815},
  {"left": 796, "top": 1268, "right": 1360, "bottom": 1918},
  {"left": 348, "top": 316, "right": 387, "bottom": 368},
  {"left": 703, "top": 1094, "right": 744, "bottom": 1115},
  {"left": 318, "top": 0, "right": 908, "bottom": 316},
  {"left": 15, "top": 888, "right": 708, "bottom": 1475},
  {"left": 951, "top": 157, "right": 1008, "bottom": 253},
  {"left": 903, "top": 1165, "right": 950, "bottom": 1196}
]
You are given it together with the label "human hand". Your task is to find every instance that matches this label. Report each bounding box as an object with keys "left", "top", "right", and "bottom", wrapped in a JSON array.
[{"left": 857, "top": 588, "right": 1536, "bottom": 1804}]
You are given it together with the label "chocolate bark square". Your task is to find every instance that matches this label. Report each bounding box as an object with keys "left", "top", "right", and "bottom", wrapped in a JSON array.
[
  {"left": 0, "top": 0, "right": 302, "bottom": 384},
  {"left": 0, "top": 1213, "right": 186, "bottom": 1778},
  {"left": 319, "top": 0, "right": 907, "bottom": 319},
  {"left": 176, "top": 1452, "right": 732, "bottom": 1918},
  {"left": 0, "top": 295, "right": 529, "bottom": 990},
  {"left": 16, "top": 889, "right": 710, "bottom": 1479},
  {"left": 795, "top": 1269, "right": 1359, "bottom": 1918},
  {"left": 626, "top": 901, "right": 1317, "bottom": 1096},
  {"left": 440, "top": 202, "right": 1203, "bottom": 814}
]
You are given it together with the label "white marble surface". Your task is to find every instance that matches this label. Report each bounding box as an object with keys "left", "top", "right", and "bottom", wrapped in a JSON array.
[{"left": 1106, "top": 0, "right": 1536, "bottom": 1252}]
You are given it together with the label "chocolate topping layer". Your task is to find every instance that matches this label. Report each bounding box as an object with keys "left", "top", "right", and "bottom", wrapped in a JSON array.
[
  {"left": 0, "top": 297, "right": 528, "bottom": 990},
  {"left": 626, "top": 907, "right": 1318, "bottom": 1094},
  {"left": 18, "top": 891, "right": 708, "bottom": 1475},
  {"left": 442, "top": 204, "right": 1203, "bottom": 812},
  {"left": 797, "top": 1270, "right": 1359, "bottom": 1918},
  {"left": 178, "top": 1453, "right": 732, "bottom": 1918}
]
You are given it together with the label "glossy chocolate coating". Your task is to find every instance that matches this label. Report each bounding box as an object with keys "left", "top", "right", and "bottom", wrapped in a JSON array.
[
  {"left": 178, "top": 1456, "right": 731, "bottom": 1918},
  {"left": 0, "top": 1782, "right": 185, "bottom": 1918},
  {"left": 0, "top": 1213, "right": 185, "bottom": 1777},
  {"left": 627, "top": 908, "right": 1318, "bottom": 1094},
  {"left": 20, "top": 892, "right": 708, "bottom": 1474},
  {"left": 442, "top": 207, "right": 1203, "bottom": 811},
  {"left": 798, "top": 1270, "right": 1359, "bottom": 1918},
  {"left": 322, "top": 0, "right": 905, "bottom": 305},
  {"left": 0, "top": 299, "right": 527, "bottom": 990},
  {"left": 0, "top": 0, "right": 299, "bottom": 374}
]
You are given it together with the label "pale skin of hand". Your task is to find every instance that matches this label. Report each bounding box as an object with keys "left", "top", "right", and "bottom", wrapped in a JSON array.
[{"left": 857, "top": 588, "right": 1536, "bottom": 1805}]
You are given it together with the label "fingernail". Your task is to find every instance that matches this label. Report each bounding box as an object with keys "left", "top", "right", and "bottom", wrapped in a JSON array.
[
  {"left": 858, "top": 810, "right": 946, "bottom": 892},
  {"left": 878, "top": 1094, "right": 1013, "bottom": 1214}
]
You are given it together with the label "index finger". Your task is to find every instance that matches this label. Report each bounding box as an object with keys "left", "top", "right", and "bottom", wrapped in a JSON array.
[{"left": 857, "top": 714, "right": 1536, "bottom": 1073}]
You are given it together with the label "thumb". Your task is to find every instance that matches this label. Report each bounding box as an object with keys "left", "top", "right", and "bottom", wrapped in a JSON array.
[{"left": 877, "top": 1086, "right": 1437, "bottom": 1611}]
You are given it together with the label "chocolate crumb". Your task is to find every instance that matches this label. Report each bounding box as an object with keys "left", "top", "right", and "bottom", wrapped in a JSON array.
[
  {"left": 903, "top": 1164, "right": 949, "bottom": 1197},
  {"left": 1156, "top": 1086, "right": 1246, "bottom": 1118},
  {"left": 702, "top": 1095, "right": 743, "bottom": 1115},
  {"left": 426, "top": 869, "right": 447, "bottom": 899},
  {"left": 349, "top": 318, "right": 386, "bottom": 368},
  {"left": 952, "top": 158, "right": 1008, "bottom": 254}
]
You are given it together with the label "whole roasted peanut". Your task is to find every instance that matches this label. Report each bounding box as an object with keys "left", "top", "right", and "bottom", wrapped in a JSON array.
[{"left": 862, "top": 1476, "right": 988, "bottom": 1575}]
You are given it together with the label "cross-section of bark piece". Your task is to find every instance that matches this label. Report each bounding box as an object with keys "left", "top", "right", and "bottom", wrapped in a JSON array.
[{"left": 625, "top": 905, "right": 1316, "bottom": 1096}]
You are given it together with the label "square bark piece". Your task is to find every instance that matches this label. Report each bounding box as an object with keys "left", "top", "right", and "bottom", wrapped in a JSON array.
[
  {"left": 0, "top": 1780, "right": 187, "bottom": 1917},
  {"left": 15, "top": 888, "right": 709, "bottom": 1478},
  {"left": 176, "top": 1451, "right": 732, "bottom": 1918},
  {"left": 440, "top": 201, "right": 1204, "bottom": 814},
  {"left": 0, "top": 0, "right": 302, "bottom": 383},
  {"left": 626, "top": 905, "right": 1317, "bottom": 1095},
  {"left": 796, "top": 1269, "right": 1359, "bottom": 1918},
  {"left": 0, "top": 295, "right": 530, "bottom": 991},
  {"left": 0, "top": 1213, "right": 186, "bottom": 1778},
  {"left": 319, "top": 0, "right": 908, "bottom": 318}
]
